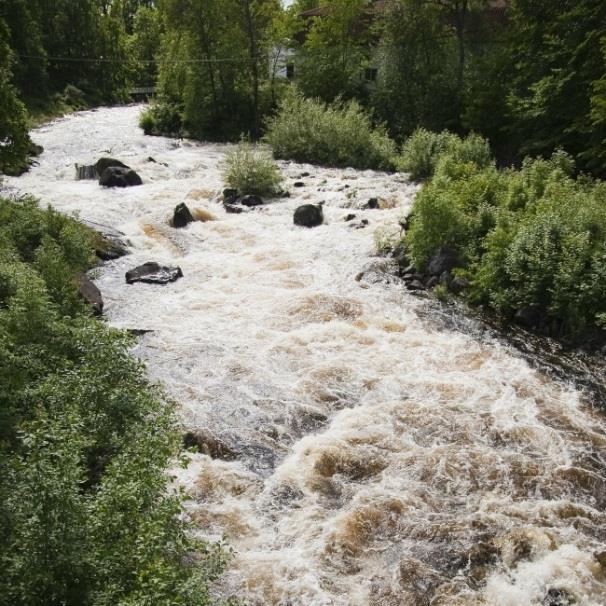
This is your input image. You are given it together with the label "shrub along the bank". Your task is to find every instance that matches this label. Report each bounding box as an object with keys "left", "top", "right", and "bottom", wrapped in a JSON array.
[
  {"left": 397, "top": 128, "right": 494, "bottom": 181},
  {"left": 0, "top": 197, "right": 232, "bottom": 606},
  {"left": 222, "top": 140, "right": 283, "bottom": 196},
  {"left": 264, "top": 91, "right": 397, "bottom": 171},
  {"left": 405, "top": 142, "right": 606, "bottom": 341}
]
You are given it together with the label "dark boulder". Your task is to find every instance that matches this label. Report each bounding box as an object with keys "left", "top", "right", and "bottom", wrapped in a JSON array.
[
  {"left": 125, "top": 262, "right": 183, "bottom": 285},
  {"left": 29, "top": 142, "right": 43, "bottom": 157},
  {"left": 363, "top": 197, "right": 380, "bottom": 210},
  {"left": 78, "top": 276, "right": 103, "bottom": 315},
  {"left": 238, "top": 194, "right": 264, "bottom": 207},
  {"left": 183, "top": 430, "right": 238, "bottom": 460},
  {"left": 224, "top": 203, "right": 244, "bottom": 214},
  {"left": 99, "top": 166, "right": 142, "bottom": 188},
  {"left": 81, "top": 220, "right": 129, "bottom": 261},
  {"left": 450, "top": 276, "right": 470, "bottom": 294},
  {"left": 299, "top": 171, "right": 310, "bottom": 178},
  {"left": 172, "top": 202, "right": 194, "bottom": 228},
  {"left": 407, "top": 279, "right": 426, "bottom": 291},
  {"left": 294, "top": 203, "right": 324, "bottom": 228},
  {"left": 428, "top": 246, "right": 459, "bottom": 276},
  {"left": 399, "top": 212, "right": 414, "bottom": 232},
  {"left": 344, "top": 213, "right": 357, "bottom": 222},
  {"left": 223, "top": 188, "right": 239, "bottom": 203},
  {"left": 293, "top": 181, "right": 305, "bottom": 188},
  {"left": 439, "top": 271, "right": 453, "bottom": 287},
  {"left": 514, "top": 307, "right": 542, "bottom": 329},
  {"left": 95, "top": 238, "right": 128, "bottom": 261},
  {"left": 95, "top": 157, "right": 129, "bottom": 177},
  {"left": 426, "top": 276, "right": 439, "bottom": 289}
]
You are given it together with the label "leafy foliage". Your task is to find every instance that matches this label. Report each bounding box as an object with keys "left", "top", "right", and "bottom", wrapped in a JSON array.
[
  {"left": 0, "top": 197, "right": 232, "bottom": 606},
  {"left": 264, "top": 90, "right": 397, "bottom": 170},
  {"left": 406, "top": 145, "right": 606, "bottom": 340},
  {"left": 397, "top": 129, "right": 493, "bottom": 181},
  {"left": 222, "top": 140, "right": 283, "bottom": 196}
]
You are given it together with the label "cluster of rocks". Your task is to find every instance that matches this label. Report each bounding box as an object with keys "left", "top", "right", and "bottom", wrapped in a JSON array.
[
  {"left": 396, "top": 245, "right": 470, "bottom": 295},
  {"left": 76, "top": 157, "right": 142, "bottom": 188}
]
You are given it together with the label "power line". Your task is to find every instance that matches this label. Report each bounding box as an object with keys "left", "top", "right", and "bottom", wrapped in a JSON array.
[{"left": 15, "top": 53, "right": 263, "bottom": 64}]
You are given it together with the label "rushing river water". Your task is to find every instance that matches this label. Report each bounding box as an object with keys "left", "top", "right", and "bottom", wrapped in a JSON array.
[{"left": 4, "top": 106, "right": 606, "bottom": 606}]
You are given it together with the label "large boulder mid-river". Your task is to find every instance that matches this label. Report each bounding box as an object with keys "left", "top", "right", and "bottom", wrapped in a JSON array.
[
  {"left": 95, "top": 157, "right": 129, "bottom": 176},
  {"left": 125, "top": 262, "right": 183, "bottom": 285},
  {"left": 172, "top": 203, "right": 195, "bottom": 228},
  {"left": 99, "top": 166, "right": 142, "bottom": 188},
  {"left": 294, "top": 203, "right": 324, "bottom": 228}
]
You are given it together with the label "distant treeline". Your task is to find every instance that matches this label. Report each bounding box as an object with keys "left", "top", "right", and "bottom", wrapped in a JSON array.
[{"left": 1, "top": 0, "right": 605, "bottom": 176}]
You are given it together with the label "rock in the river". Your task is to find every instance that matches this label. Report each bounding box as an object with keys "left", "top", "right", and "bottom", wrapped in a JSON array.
[
  {"left": 125, "top": 262, "right": 183, "bottom": 285},
  {"left": 428, "top": 246, "right": 459, "bottom": 276},
  {"left": 363, "top": 197, "right": 380, "bottom": 210},
  {"left": 78, "top": 275, "right": 103, "bottom": 315},
  {"left": 238, "top": 194, "right": 264, "bottom": 207},
  {"left": 99, "top": 166, "right": 142, "bottom": 188},
  {"left": 172, "top": 202, "right": 194, "bottom": 228},
  {"left": 223, "top": 188, "right": 239, "bottom": 203},
  {"left": 293, "top": 181, "right": 305, "bottom": 188},
  {"left": 514, "top": 307, "right": 542, "bottom": 329},
  {"left": 224, "top": 203, "right": 244, "bottom": 214},
  {"left": 82, "top": 220, "right": 129, "bottom": 260},
  {"left": 95, "top": 157, "right": 129, "bottom": 177},
  {"left": 450, "top": 276, "right": 470, "bottom": 294},
  {"left": 294, "top": 203, "right": 324, "bottom": 228},
  {"left": 542, "top": 588, "right": 575, "bottom": 606},
  {"left": 183, "top": 430, "right": 238, "bottom": 460},
  {"left": 344, "top": 213, "right": 356, "bottom": 222}
]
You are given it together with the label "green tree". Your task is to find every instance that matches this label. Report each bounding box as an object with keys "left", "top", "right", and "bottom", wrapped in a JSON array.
[
  {"left": 0, "top": 18, "right": 30, "bottom": 174},
  {"left": 506, "top": 0, "right": 606, "bottom": 176},
  {"left": 296, "top": 0, "right": 369, "bottom": 102}
]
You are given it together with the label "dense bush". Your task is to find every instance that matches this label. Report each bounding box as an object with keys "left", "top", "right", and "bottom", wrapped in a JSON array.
[
  {"left": 0, "top": 197, "right": 231, "bottom": 606},
  {"left": 406, "top": 148, "right": 606, "bottom": 341},
  {"left": 222, "top": 140, "right": 283, "bottom": 196},
  {"left": 264, "top": 91, "right": 397, "bottom": 171},
  {"left": 139, "top": 99, "right": 183, "bottom": 136},
  {"left": 397, "top": 128, "right": 493, "bottom": 181}
]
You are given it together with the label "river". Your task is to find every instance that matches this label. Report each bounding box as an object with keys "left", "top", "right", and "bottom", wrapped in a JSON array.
[{"left": 4, "top": 105, "right": 606, "bottom": 606}]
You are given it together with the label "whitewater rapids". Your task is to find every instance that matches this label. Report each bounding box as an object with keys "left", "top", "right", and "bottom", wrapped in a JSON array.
[{"left": 4, "top": 106, "right": 606, "bottom": 606}]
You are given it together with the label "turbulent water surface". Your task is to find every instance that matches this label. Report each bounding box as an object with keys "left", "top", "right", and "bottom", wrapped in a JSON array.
[{"left": 5, "top": 106, "right": 606, "bottom": 606}]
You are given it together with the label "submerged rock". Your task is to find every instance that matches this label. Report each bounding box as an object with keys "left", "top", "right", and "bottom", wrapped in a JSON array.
[
  {"left": 99, "top": 166, "right": 142, "bottom": 188},
  {"left": 172, "top": 202, "right": 194, "bottom": 228},
  {"left": 238, "top": 194, "right": 264, "bottom": 207},
  {"left": 78, "top": 275, "right": 103, "bottom": 315},
  {"left": 294, "top": 203, "right": 324, "bottom": 228},
  {"left": 224, "top": 203, "right": 244, "bottom": 214},
  {"left": 363, "top": 197, "right": 380, "bottom": 210},
  {"left": 125, "top": 262, "right": 183, "bottom": 285}
]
